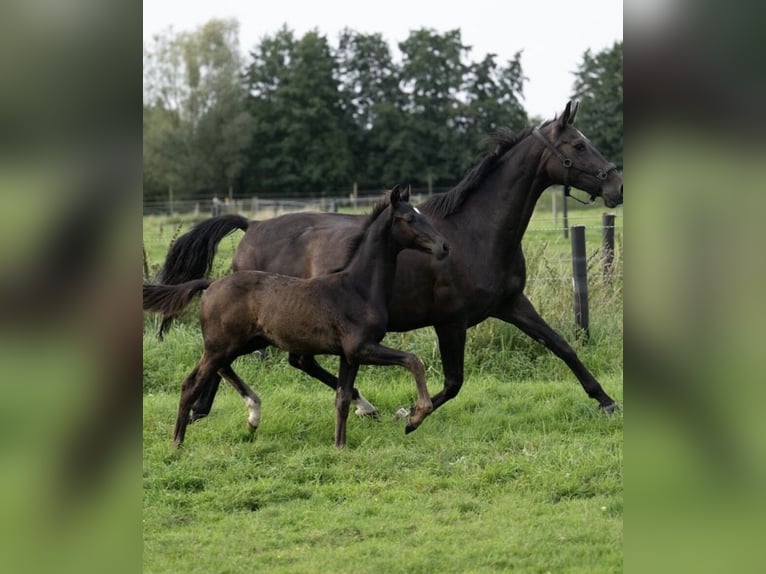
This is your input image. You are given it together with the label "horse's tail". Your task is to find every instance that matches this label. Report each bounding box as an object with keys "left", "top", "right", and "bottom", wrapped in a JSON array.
[
  {"left": 143, "top": 279, "right": 212, "bottom": 339},
  {"left": 158, "top": 214, "right": 250, "bottom": 285}
]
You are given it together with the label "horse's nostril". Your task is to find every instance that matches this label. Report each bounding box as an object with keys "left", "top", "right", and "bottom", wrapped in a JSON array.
[{"left": 443, "top": 243, "right": 450, "bottom": 254}]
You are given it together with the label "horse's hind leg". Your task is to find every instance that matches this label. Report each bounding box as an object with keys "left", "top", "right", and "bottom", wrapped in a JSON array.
[
  {"left": 497, "top": 294, "right": 617, "bottom": 411},
  {"left": 191, "top": 376, "right": 220, "bottom": 422},
  {"left": 219, "top": 365, "right": 261, "bottom": 431},
  {"left": 174, "top": 352, "right": 223, "bottom": 446},
  {"left": 288, "top": 353, "right": 379, "bottom": 419}
]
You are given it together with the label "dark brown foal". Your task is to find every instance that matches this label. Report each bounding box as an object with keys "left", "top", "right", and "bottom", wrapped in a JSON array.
[{"left": 144, "top": 185, "right": 450, "bottom": 447}]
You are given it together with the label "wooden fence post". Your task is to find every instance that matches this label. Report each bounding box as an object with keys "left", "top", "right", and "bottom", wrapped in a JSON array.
[
  {"left": 571, "top": 225, "right": 589, "bottom": 340},
  {"left": 602, "top": 213, "right": 615, "bottom": 279},
  {"left": 561, "top": 186, "right": 569, "bottom": 239}
]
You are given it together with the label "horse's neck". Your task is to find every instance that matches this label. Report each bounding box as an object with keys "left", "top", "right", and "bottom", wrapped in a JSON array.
[
  {"left": 343, "top": 215, "right": 397, "bottom": 304},
  {"left": 458, "top": 141, "right": 549, "bottom": 250}
]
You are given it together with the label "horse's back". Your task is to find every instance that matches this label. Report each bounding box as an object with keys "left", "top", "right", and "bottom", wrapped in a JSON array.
[{"left": 233, "top": 212, "right": 364, "bottom": 277}]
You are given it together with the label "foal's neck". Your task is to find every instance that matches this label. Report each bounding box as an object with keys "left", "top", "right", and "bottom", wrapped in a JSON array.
[{"left": 342, "top": 210, "right": 398, "bottom": 304}]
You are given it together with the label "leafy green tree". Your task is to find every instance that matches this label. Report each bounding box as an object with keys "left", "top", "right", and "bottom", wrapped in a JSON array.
[
  {"left": 335, "top": 29, "right": 404, "bottom": 189},
  {"left": 397, "top": 28, "right": 469, "bottom": 187},
  {"left": 244, "top": 28, "right": 351, "bottom": 194},
  {"left": 460, "top": 52, "right": 527, "bottom": 161},
  {"left": 571, "top": 41, "right": 623, "bottom": 168},
  {"left": 143, "top": 19, "right": 253, "bottom": 203}
]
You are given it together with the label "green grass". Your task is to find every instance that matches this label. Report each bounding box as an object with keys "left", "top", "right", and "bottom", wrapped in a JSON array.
[{"left": 143, "top": 205, "right": 622, "bottom": 573}]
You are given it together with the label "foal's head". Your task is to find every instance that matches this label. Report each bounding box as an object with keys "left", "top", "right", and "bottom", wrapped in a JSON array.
[{"left": 388, "top": 185, "right": 450, "bottom": 259}]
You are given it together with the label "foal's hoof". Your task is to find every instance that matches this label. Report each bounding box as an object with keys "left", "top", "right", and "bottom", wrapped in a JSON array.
[
  {"left": 601, "top": 402, "right": 620, "bottom": 414},
  {"left": 404, "top": 422, "right": 416, "bottom": 434},
  {"left": 394, "top": 406, "right": 412, "bottom": 420}
]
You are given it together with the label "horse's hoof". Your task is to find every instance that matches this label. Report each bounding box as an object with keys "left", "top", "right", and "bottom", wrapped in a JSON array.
[
  {"left": 601, "top": 402, "right": 620, "bottom": 414},
  {"left": 367, "top": 410, "right": 382, "bottom": 421},
  {"left": 355, "top": 407, "right": 381, "bottom": 421},
  {"left": 190, "top": 412, "right": 208, "bottom": 424},
  {"left": 247, "top": 422, "right": 258, "bottom": 432},
  {"left": 404, "top": 423, "right": 415, "bottom": 434}
]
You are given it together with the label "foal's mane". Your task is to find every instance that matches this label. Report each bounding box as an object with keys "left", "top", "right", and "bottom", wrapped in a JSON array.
[
  {"left": 336, "top": 196, "right": 391, "bottom": 270},
  {"left": 420, "top": 120, "right": 554, "bottom": 218}
]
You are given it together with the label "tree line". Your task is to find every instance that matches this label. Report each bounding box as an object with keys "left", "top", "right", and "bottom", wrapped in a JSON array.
[{"left": 143, "top": 19, "right": 622, "bottom": 204}]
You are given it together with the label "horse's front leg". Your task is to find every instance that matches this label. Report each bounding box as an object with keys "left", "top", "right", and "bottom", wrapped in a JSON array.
[
  {"left": 335, "top": 357, "right": 359, "bottom": 448},
  {"left": 494, "top": 294, "right": 617, "bottom": 411},
  {"left": 352, "top": 343, "right": 433, "bottom": 433},
  {"left": 288, "top": 353, "right": 379, "bottom": 419},
  {"left": 428, "top": 323, "right": 467, "bottom": 412}
]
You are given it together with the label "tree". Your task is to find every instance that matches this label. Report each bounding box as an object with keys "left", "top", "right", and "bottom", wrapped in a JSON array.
[
  {"left": 335, "top": 29, "right": 404, "bottom": 189},
  {"left": 460, "top": 51, "right": 527, "bottom": 161},
  {"left": 244, "top": 27, "right": 352, "bottom": 194},
  {"left": 571, "top": 41, "right": 623, "bottom": 168},
  {"left": 143, "top": 19, "right": 253, "bottom": 203},
  {"left": 397, "top": 28, "right": 469, "bottom": 187}
]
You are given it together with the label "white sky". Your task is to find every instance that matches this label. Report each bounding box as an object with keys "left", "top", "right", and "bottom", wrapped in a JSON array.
[{"left": 143, "top": 0, "right": 622, "bottom": 120}]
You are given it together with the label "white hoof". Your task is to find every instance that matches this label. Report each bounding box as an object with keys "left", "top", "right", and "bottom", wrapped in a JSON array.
[
  {"left": 394, "top": 407, "right": 410, "bottom": 420},
  {"left": 245, "top": 397, "right": 261, "bottom": 430},
  {"left": 353, "top": 393, "right": 379, "bottom": 418}
]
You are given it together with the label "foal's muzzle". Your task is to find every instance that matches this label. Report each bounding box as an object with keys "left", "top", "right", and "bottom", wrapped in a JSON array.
[{"left": 435, "top": 241, "right": 450, "bottom": 260}]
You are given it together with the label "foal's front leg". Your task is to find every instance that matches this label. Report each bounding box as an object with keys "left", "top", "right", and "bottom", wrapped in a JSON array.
[{"left": 353, "top": 343, "right": 433, "bottom": 433}]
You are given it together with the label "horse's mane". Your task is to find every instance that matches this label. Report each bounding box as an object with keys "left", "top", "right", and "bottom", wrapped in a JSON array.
[{"left": 420, "top": 120, "right": 554, "bottom": 218}]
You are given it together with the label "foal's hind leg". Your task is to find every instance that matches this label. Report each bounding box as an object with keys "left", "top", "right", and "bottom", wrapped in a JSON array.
[
  {"left": 288, "top": 353, "right": 380, "bottom": 419},
  {"left": 174, "top": 352, "right": 223, "bottom": 446},
  {"left": 219, "top": 365, "right": 261, "bottom": 431},
  {"left": 495, "top": 294, "right": 617, "bottom": 411}
]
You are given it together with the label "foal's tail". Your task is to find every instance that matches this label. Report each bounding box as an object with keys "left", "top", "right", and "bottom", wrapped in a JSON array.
[
  {"left": 158, "top": 214, "right": 250, "bottom": 285},
  {"left": 143, "top": 279, "right": 212, "bottom": 339}
]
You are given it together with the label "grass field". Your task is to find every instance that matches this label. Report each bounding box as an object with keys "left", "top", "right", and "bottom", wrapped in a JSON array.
[{"left": 143, "top": 200, "right": 623, "bottom": 573}]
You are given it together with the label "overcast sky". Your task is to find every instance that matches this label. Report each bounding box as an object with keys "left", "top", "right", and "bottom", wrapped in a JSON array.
[{"left": 143, "top": 0, "right": 622, "bottom": 119}]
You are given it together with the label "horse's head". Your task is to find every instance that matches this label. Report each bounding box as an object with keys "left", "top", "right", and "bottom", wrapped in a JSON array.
[
  {"left": 389, "top": 185, "right": 450, "bottom": 260},
  {"left": 535, "top": 101, "right": 623, "bottom": 208}
]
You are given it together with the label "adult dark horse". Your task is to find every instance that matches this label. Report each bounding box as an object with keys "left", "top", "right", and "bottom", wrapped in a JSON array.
[
  {"left": 144, "top": 186, "right": 449, "bottom": 447},
  {"left": 158, "top": 101, "right": 623, "bottom": 420}
]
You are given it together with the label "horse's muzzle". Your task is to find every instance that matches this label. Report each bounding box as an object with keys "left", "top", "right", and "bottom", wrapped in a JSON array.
[{"left": 602, "top": 181, "right": 623, "bottom": 208}]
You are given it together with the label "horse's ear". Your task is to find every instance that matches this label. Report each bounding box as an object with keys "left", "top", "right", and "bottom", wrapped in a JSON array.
[
  {"left": 569, "top": 101, "right": 579, "bottom": 125},
  {"left": 558, "top": 100, "right": 575, "bottom": 129},
  {"left": 401, "top": 184, "right": 411, "bottom": 203}
]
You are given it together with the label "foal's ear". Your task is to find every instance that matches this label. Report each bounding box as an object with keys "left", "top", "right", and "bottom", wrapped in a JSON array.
[
  {"left": 389, "top": 184, "right": 401, "bottom": 207},
  {"left": 401, "top": 184, "right": 411, "bottom": 203}
]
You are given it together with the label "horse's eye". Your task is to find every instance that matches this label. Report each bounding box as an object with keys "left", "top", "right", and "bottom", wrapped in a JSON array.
[{"left": 574, "top": 142, "right": 586, "bottom": 152}]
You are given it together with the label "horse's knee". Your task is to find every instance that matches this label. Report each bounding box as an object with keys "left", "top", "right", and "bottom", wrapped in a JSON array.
[{"left": 443, "top": 378, "right": 463, "bottom": 400}]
